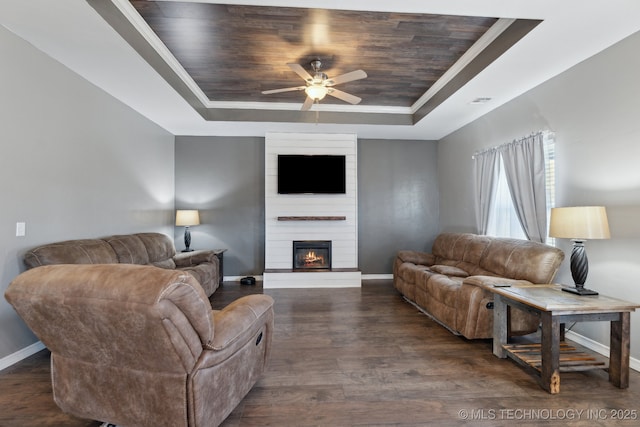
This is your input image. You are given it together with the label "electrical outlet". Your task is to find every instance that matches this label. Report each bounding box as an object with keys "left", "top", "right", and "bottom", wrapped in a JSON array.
[{"left": 16, "top": 222, "right": 26, "bottom": 237}]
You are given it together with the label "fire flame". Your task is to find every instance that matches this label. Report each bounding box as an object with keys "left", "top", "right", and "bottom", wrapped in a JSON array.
[{"left": 304, "top": 250, "right": 324, "bottom": 266}]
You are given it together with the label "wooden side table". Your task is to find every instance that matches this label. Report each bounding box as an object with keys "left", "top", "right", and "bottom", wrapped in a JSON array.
[
  {"left": 487, "top": 284, "right": 640, "bottom": 394},
  {"left": 212, "top": 249, "right": 227, "bottom": 285}
]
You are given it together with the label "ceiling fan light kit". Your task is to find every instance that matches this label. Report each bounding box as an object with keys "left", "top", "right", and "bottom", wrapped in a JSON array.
[
  {"left": 262, "top": 59, "right": 367, "bottom": 111},
  {"left": 305, "top": 85, "right": 328, "bottom": 101}
]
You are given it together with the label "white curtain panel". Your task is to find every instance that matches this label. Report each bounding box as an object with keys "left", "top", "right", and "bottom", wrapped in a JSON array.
[
  {"left": 500, "top": 132, "right": 547, "bottom": 243},
  {"left": 473, "top": 148, "right": 499, "bottom": 235}
]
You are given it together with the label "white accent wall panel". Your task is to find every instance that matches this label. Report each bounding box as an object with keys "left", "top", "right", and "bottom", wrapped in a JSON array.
[{"left": 264, "top": 132, "right": 360, "bottom": 287}]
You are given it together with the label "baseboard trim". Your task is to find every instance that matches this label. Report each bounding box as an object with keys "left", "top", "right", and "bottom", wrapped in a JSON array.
[
  {"left": 225, "top": 275, "right": 264, "bottom": 282},
  {"left": 565, "top": 330, "right": 640, "bottom": 373},
  {"left": 0, "top": 341, "right": 46, "bottom": 372},
  {"left": 362, "top": 274, "right": 393, "bottom": 280}
]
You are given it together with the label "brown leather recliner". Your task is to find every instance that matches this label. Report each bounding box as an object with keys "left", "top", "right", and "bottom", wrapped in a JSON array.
[{"left": 5, "top": 263, "right": 274, "bottom": 427}]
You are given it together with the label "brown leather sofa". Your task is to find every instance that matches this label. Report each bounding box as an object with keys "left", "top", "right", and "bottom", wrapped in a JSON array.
[
  {"left": 393, "top": 232, "right": 565, "bottom": 339},
  {"left": 23, "top": 232, "right": 220, "bottom": 296},
  {"left": 5, "top": 263, "right": 274, "bottom": 427}
]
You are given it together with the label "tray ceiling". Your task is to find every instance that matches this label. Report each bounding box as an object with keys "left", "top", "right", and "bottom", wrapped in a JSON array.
[
  {"left": 4, "top": 1, "right": 640, "bottom": 138},
  {"left": 90, "top": 0, "right": 540, "bottom": 125}
]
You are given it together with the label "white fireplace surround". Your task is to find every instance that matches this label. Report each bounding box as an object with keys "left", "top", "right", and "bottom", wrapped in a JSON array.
[{"left": 263, "top": 132, "right": 361, "bottom": 288}]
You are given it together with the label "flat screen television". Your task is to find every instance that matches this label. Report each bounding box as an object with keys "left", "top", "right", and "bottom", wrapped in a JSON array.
[{"left": 277, "top": 154, "right": 346, "bottom": 194}]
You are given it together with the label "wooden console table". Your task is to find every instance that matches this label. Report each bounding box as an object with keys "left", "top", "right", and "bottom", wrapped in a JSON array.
[{"left": 488, "top": 284, "right": 640, "bottom": 394}]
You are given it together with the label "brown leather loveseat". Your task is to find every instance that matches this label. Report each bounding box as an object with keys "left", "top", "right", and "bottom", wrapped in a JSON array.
[
  {"left": 23, "top": 232, "right": 220, "bottom": 296},
  {"left": 393, "top": 232, "right": 564, "bottom": 339},
  {"left": 6, "top": 263, "right": 274, "bottom": 427}
]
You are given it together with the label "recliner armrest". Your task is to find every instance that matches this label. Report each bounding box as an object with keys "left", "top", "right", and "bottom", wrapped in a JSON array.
[
  {"left": 396, "top": 250, "right": 435, "bottom": 266},
  {"left": 209, "top": 294, "right": 274, "bottom": 351},
  {"left": 462, "top": 275, "right": 533, "bottom": 289},
  {"left": 174, "top": 250, "right": 218, "bottom": 267}
]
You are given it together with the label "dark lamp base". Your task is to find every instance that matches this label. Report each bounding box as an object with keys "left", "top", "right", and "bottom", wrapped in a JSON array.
[
  {"left": 562, "top": 286, "right": 599, "bottom": 296},
  {"left": 182, "top": 249, "right": 194, "bottom": 253}
]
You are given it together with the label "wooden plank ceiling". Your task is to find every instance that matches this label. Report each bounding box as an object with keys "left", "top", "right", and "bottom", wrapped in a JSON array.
[{"left": 129, "top": 1, "right": 498, "bottom": 107}]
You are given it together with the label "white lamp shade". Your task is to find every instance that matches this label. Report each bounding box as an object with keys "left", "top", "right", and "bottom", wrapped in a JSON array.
[
  {"left": 549, "top": 206, "right": 610, "bottom": 240},
  {"left": 305, "top": 85, "right": 328, "bottom": 100},
  {"left": 175, "top": 210, "right": 200, "bottom": 226}
]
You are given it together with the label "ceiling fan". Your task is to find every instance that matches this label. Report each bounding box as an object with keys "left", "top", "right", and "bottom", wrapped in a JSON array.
[{"left": 261, "top": 59, "right": 367, "bottom": 111}]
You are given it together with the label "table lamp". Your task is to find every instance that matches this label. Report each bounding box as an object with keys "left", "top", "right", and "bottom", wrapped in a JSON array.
[
  {"left": 549, "top": 206, "right": 610, "bottom": 295},
  {"left": 175, "top": 210, "right": 200, "bottom": 252}
]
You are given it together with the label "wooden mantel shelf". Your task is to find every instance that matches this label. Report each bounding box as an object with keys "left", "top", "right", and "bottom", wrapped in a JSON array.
[{"left": 277, "top": 216, "right": 347, "bottom": 221}]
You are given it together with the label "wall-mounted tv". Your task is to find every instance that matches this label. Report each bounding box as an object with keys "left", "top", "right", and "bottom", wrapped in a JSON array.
[{"left": 277, "top": 154, "right": 346, "bottom": 194}]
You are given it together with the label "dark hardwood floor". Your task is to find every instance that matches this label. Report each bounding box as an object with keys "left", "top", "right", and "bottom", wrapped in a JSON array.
[{"left": 2, "top": 280, "right": 640, "bottom": 426}]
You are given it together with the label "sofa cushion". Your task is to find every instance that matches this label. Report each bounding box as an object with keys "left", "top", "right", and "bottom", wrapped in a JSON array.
[
  {"left": 430, "top": 264, "right": 469, "bottom": 277},
  {"left": 456, "top": 262, "right": 495, "bottom": 277},
  {"left": 432, "top": 233, "right": 491, "bottom": 265},
  {"left": 396, "top": 250, "right": 434, "bottom": 266},
  {"left": 23, "top": 239, "right": 118, "bottom": 268},
  {"left": 135, "top": 232, "right": 176, "bottom": 264},
  {"left": 104, "top": 235, "right": 150, "bottom": 265},
  {"left": 151, "top": 258, "right": 177, "bottom": 269},
  {"left": 397, "top": 262, "right": 431, "bottom": 284},
  {"left": 180, "top": 264, "right": 218, "bottom": 296},
  {"left": 174, "top": 250, "right": 217, "bottom": 267},
  {"left": 479, "top": 238, "right": 563, "bottom": 284},
  {"left": 423, "top": 275, "right": 465, "bottom": 333},
  {"left": 426, "top": 275, "right": 464, "bottom": 308}
]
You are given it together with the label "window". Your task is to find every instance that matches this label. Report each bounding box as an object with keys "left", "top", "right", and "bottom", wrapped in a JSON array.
[
  {"left": 486, "top": 155, "right": 527, "bottom": 239},
  {"left": 543, "top": 134, "right": 556, "bottom": 245},
  {"left": 486, "top": 132, "right": 555, "bottom": 241}
]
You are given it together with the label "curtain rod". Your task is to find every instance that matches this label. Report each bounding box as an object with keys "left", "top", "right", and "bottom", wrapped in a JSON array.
[{"left": 472, "top": 130, "right": 548, "bottom": 159}]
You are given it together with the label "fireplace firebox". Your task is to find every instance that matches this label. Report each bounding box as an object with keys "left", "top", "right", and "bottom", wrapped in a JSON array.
[{"left": 293, "top": 241, "right": 331, "bottom": 271}]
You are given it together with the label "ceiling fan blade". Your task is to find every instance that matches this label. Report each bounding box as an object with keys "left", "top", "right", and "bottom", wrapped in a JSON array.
[
  {"left": 301, "top": 96, "right": 314, "bottom": 111},
  {"left": 325, "top": 70, "right": 367, "bottom": 86},
  {"left": 327, "top": 88, "right": 362, "bottom": 105},
  {"left": 288, "top": 63, "right": 313, "bottom": 82},
  {"left": 261, "top": 86, "right": 306, "bottom": 95}
]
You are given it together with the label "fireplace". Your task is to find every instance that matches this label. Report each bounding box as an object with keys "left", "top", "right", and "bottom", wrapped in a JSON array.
[{"left": 293, "top": 241, "right": 331, "bottom": 271}]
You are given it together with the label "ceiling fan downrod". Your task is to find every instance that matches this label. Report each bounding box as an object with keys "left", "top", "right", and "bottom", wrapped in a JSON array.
[{"left": 309, "top": 59, "right": 327, "bottom": 82}]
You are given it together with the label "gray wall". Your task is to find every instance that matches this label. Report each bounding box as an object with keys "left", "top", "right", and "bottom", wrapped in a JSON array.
[
  {"left": 0, "top": 26, "right": 175, "bottom": 360},
  {"left": 174, "top": 137, "right": 439, "bottom": 276},
  {"left": 175, "top": 136, "right": 266, "bottom": 277},
  {"left": 358, "top": 139, "right": 439, "bottom": 273},
  {"left": 438, "top": 30, "right": 640, "bottom": 359}
]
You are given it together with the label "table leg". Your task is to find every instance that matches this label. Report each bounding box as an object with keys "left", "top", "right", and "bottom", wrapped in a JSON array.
[
  {"left": 213, "top": 251, "right": 225, "bottom": 285},
  {"left": 493, "top": 295, "right": 508, "bottom": 358},
  {"left": 540, "top": 312, "right": 561, "bottom": 394},
  {"left": 609, "top": 311, "right": 630, "bottom": 388}
]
